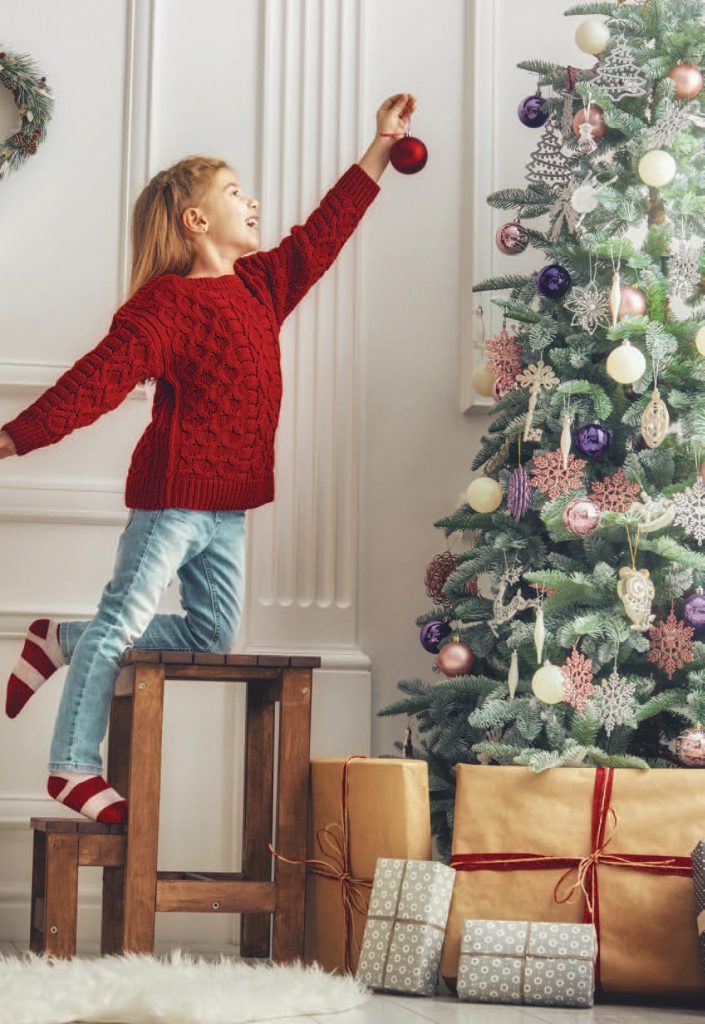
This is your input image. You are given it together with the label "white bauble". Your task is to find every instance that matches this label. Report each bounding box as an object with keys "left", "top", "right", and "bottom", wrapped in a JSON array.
[
  {"left": 470, "top": 363, "right": 495, "bottom": 397},
  {"left": 531, "top": 660, "right": 565, "bottom": 704},
  {"left": 695, "top": 324, "right": 705, "bottom": 356},
  {"left": 466, "top": 476, "right": 503, "bottom": 513},
  {"left": 575, "top": 18, "right": 610, "bottom": 55},
  {"left": 606, "top": 339, "right": 646, "bottom": 385},
  {"left": 638, "top": 149, "right": 676, "bottom": 188}
]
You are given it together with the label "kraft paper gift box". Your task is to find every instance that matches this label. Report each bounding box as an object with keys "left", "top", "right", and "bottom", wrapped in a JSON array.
[
  {"left": 355, "top": 857, "right": 456, "bottom": 995},
  {"left": 692, "top": 840, "right": 705, "bottom": 977},
  {"left": 439, "top": 764, "right": 704, "bottom": 998},
  {"left": 457, "top": 919, "right": 597, "bottom": 1008},
  {"left": 303, "top": 756, "right": 432, "bottom": 975}
]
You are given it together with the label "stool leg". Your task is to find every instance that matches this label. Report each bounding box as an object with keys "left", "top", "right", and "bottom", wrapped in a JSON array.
[
  {"left": 43, "top": 833, "right": 79, "bottom": 958},
  {"left": 271, "top": 667, "right": 312, "bottom": 963},
  {"left": 240, "top": 685, "right": 275, "bottom": 957},
  {"left": 121, "top": 662, "right": 165, "bottom": 953},
  {"left": 102, "top": 690, "right": 132, "bottom": 954},
  {"left": 30, "top": 830, "right": 46, "bottom": 953}
]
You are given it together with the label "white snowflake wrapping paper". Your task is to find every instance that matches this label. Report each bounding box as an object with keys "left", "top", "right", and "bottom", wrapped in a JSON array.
[
  {"left": 457, "top": 919, "right": 597, "bottom": 1007},
  {"left": 355, "top": 858, "right": 455, "bottom": 995},
  {"left": 691, "top": 841, "right": 705, "bottom": 977}
]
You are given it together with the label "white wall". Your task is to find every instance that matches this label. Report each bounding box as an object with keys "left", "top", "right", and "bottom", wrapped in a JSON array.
[{"left": 0, "top": 0, "right": 589, "bottom": 946}]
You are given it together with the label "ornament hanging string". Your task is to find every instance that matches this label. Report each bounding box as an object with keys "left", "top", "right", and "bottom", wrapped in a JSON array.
[{"left": 625, "top": 524, "right": 641, "bottom": 570}]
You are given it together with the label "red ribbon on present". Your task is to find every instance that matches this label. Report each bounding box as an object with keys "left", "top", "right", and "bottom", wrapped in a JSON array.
[
  {"left": 268, "top": 753, "right": 374, "bottom": 974},
  {"left": 449, "top": 767, "right": 692, "bottom": 989}
]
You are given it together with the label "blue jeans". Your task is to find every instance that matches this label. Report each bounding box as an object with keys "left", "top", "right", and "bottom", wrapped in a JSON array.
[{"left": 48, "top": 508, "right": 247, "bottom": 773}]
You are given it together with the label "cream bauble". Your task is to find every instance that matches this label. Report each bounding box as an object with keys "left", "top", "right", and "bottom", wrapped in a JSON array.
[
  {"left": 638, "top": 149, "right": 676, "bottom": 188},
  {"left": 695, "top": 324, "right": 705, "bottom": 357},
  {"left": 466, "top": 476, "right": 503, "bottom": 513},
  {"left": 470, "top": 363, "right": 495, "bottom": 397},
  {"left": 606, "top": 339, "right": 646, "bottom": 385},
  {"left": 531, "top": 660, "right": 565, "bottom": 704},
  {"left": 575, "top": 18, "right": 610, "bottom": 54}
]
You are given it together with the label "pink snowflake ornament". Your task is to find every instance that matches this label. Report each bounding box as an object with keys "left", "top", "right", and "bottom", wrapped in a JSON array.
[
  {"left": 561, "top": 646, "right": 595, "bottom": 713},
  {"left": 529, "top": 449, "right": 587, "bottom": 500}
]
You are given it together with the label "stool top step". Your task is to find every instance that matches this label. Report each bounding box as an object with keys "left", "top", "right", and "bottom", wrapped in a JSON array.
[
  {"left": 120, "top": 650, "right": 321, "bottom": 668},
  {"left": 30, "top": 817, "right": 125, "bottom": 834}
]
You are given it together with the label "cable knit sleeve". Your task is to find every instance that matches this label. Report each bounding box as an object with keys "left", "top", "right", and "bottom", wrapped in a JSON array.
[
  {"left": 236, "top": 161, "right": 380, "bottom": 326},
  {"left": 1, "top": 287, "right": 167, "bottom": 457}
]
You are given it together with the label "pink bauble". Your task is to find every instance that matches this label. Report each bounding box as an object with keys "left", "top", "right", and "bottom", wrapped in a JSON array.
[
  {"left": 437, "top": 639, "right": 474, "bottom": 677},
  {"left": 668, "top": 63, "right": 703, "bottom": 100},
  {"left": 609, "top": 284, "right": 646, "bottom": 321},
  {"left": 572, "top": 104, "right": 607, "bottom": 140},
  {"left": 496, "top": 221, "right": 529, "bottom": 255},
  {"left": 563, "top": 498, "right": 601, "bottom": 536}
]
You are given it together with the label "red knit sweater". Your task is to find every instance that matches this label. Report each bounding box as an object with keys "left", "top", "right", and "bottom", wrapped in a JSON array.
[{"left": 2, "top": 162, "right": 380, "bottom": 510}]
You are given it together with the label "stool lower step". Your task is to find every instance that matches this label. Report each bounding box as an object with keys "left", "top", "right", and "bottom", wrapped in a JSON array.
[{"left": 155, "top": 874, "right": 276, "bottom": 913}]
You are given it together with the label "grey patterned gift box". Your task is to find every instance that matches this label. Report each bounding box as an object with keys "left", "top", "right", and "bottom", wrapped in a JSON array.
[
  {"left": 457, "top": 919, "right": 598, "bottom": 1008},
  {"left": 692, "top": 841, "right": 705, "bottom": 977},
  {"left": 354, "top": 857, "right": 456, "bottom": 996}
]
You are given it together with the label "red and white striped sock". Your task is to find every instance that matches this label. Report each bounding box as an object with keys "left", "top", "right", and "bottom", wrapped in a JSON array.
[
  {"left": 47, "top": 772, "right": 128, "bottom": 825},
  {"left": 5, "top": 618, "right": 65, "bottom": 718}
]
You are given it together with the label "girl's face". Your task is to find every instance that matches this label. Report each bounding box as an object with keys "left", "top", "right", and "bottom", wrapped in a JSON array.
[{"left": 183, "top": 166, "right": 260, "bottom": 256}]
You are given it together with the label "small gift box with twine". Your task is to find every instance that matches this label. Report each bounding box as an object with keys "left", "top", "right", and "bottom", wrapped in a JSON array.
[
  {"left": 457, "top": 919, "right": 597, "bottom": 1007},
  {"left": 355, "top": 858, "right": 456, "bottom": 996},
  {"left": 692, "top": 841, "right": 705, "bottom": 977}
]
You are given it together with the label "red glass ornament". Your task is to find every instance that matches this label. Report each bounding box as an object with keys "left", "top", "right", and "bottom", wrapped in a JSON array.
[
  {"left": 572, "top": 104, "right": 607, "bottom": 140},
  {"left": 437, "top": 638, "right": 474, "bottom": 677},
  {"left": 390, "top": 135, "right": 428, "bottom": 174}
]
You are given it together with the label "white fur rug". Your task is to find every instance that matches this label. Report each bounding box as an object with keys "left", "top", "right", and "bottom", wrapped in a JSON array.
[{"left": 0, "top": 948, "right": 372, "bottom": 1024}]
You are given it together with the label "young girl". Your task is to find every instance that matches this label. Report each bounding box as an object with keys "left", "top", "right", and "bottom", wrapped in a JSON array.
[{"left": 0, "top": 92, "right": 417, "bottom": 825}]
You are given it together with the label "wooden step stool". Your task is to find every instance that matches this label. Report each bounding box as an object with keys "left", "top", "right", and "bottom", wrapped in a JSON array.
[
  {"left": 29, "top": 817, "right": 125, "bottom": 958},
  {"left": 102, "top": 650, "right": 318, "bottom": 960}
]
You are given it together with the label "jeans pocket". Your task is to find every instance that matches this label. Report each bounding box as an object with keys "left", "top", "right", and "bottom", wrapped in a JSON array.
[{"left": 126, "top": 509, "right": 136, "bottom": 528}]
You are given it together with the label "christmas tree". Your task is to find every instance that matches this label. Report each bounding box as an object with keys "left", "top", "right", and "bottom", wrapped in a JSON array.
[{"left": 379, "top": 0, "right": 705, "bottom": 861}]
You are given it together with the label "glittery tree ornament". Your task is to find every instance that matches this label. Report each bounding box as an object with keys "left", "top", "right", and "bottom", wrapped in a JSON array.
[
  {"left": 590, "top": 667, "right": 638, "bottom": 736},
  {"left": 508, "top": 465, "right": 533, "bottom": 520},
  {"left": 517, "top": 360, "right": 560, "bottom": 442},
  {"left": 590, "top": 469, "right": 641, "bottom": 513},
  {"left": 529, "top": 449, "right": 587, "bottom": 500},
  {"left": 676, "top": 723, "right": 705, "bottom": 767},
  {"left": 561, "top": 644, "right": 595, "bottom": 713},
  {"left": 643, "top": 97, "right": 695, "bottom": 149},
  {"left": 424, "top": 551, "right": 457, "bottom": 606},
  {"left": 617, "top": 567, "right": 656, "bottom": 631},
  {"left": 668, "top": 236, "right": 704, "bottom": 300},
  {"left": 525, "top": 116, "right": 574, "bottom": 191},
  {"left": 487, "top": 564, "right": 540, "bottom": 637},
  {"left": 486, "top": 328, "right": 523, "bottom": 397},
  {"left": 672, "top": 478, "right": 705, "bottom": 546},
  {"left": 590, "top": 34, "right": 648, "bottom": 101},
  {"left": 564, "top": 279, "right": 611, "bottom": 334},
  {"left": 648, "top": 605, "right": 695, "bottom": 679},
  {"left": 547, "top": 178, "right": 583, "bottom": 239},
  {"left": 641, "top": 386, "right": 669, "bottom": 448}
]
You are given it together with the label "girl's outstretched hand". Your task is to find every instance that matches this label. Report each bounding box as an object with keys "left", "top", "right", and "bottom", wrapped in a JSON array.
[
  {"left": 0, "top": 430, "right": 17, "bottom": 458},
  {"left": 376, "top": 93, "right": 417, "bottom": 139}
]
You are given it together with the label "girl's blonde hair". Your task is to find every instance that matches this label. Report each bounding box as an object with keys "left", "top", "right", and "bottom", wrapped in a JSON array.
[{"left": 125, "top": 155, "right": 229, "bottom": 385}]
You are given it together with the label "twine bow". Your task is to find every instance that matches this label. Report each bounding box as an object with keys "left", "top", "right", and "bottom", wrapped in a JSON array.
[{"left": 267, "top": 754, "right": 373, "bottom": 973}]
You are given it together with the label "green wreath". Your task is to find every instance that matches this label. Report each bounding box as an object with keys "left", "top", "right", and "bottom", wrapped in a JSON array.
[{"left": 0, "top": 44, "right": 53, "bottom": 180}]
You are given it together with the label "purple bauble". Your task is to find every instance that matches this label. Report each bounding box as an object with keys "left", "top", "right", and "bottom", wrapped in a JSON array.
[
  {"left": 535, "top": 264, "right": 572, "bottom": 299},
  {"left": 517, "top": 93, "right": 550, "bottom": 127},
  {"left": 496, "top": 221, "right": 530, "bottom": 255},
  {"left": 575, "top": 423, "right": 611, "bottom": 458},
  {"left": 684, "top": 589, "right": 705, "bottom": 629},
  {"left": 420, "top": 619, "right": 452, "bottom": 653},
  {"left": 508, "top": 466, "right": 532, "bottom": 521},
  {"left": 563, "top": 498, "right": 601, "bottom": 536}
]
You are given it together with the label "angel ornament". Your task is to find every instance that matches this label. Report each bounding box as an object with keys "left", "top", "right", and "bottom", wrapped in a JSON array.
[{"left": 617, "top": 566, "right": 656, "bottom": 632}]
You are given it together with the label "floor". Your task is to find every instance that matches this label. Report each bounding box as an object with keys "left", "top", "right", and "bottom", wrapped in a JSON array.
[{"left": 1, "top": 940, "right": 703, "bottom": 1023}]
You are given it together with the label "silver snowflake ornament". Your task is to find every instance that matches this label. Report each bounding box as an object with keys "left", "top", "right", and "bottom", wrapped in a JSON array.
[
  {"left": 589, "top": 668, "right": 638, "bottom": 737},
  {"left": 564, "top": 280, "right": 611, "bottom": 334},
  {"left": 668, "top": 237, "right": 704, "bottom": 300},
  {"left": 672, "top": 478, "right": 705, "bottom": 546}
]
